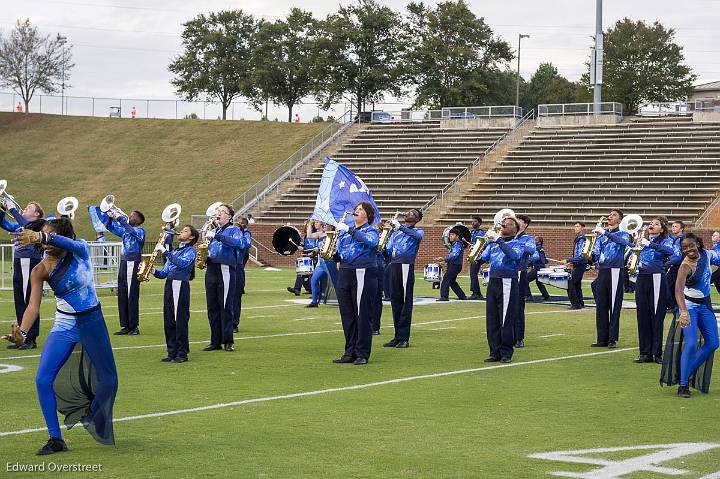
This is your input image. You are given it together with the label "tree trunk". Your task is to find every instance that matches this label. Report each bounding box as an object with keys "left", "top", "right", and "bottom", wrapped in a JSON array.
[
  {"left": 24, "top": 99, "right": 30, "bottom": 115},
  {"left": 287, "top": 104, "right": 294, "bottom": 123}
]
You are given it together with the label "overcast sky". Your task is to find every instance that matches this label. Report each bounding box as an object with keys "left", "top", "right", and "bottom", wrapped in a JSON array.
[{"left": 1, "top": 0, "right": 719, "bottom": 119}]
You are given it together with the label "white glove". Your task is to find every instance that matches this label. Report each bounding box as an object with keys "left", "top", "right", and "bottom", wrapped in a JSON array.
[
  {"left": 485, "top": 230, "right": 499, "bottom": 241},
  {"left": 107, "top": 210, "right": 117, "bottom": 219},
  {"left": 639, "top": 238, "right": 650, "bottom": 248},
  {"left": 336, "top": 223, "right": 349, "bottom": 233},
  {"left": 206, "top": 229, "right": 216, "bottom": 240},
  {"left": 3, "top": 197, "right": 14, "bottom": 210},
  {"left": 593, "top": 226, "right": 605, "bottom": 235},
  {"left": 391, "top": 218, "right": 401, "bottom": 230},
  {"left": 155, "top": 243, "right": 167, "bottom": 254}
]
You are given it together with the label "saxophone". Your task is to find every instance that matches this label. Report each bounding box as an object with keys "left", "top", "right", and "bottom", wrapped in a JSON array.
[
  {"left": 581, "top": 216, "right": 607, "bottom": 261},
  {"left": 377, "top": 212, "right": 400, "bottom": 251},
  {"left": 627, "top": 225, "right": 648, "bottom": 275},
  {"left": 195, "top": 202, "right": 222, "bottom": 270},
  {"left": 467, "top": 232, "right": 487, "bottom": 263},
  {"left": 137, "top": 203, "right": 182, "bottom": 282}
]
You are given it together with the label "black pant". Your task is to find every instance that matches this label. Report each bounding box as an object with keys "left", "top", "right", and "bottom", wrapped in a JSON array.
[
  {"left": 712, "top": 269, "right": 720, "bottom": 296},
  {"left": 371, "top": 265, "right": 384, "bottom": 332},
  {"left": 233, "top": 265, "right": 245, "bottom": 328},
  {"left": 117, "top": 259, "right": 141, "bottom": 330},
  {"left": 440, "top": 263, "right": 466, "bottom": 299},
  {"left": 469, "top": 261, "right": 484, "bottom": 297},
  {"left": 486, "top": 277, "right": 518, "bottom": 360},
  {"left": 567, "top": 263, "right": 586, "bottom": 308},
  {"left": 516, "top": 270, "right": 529, "bottom": 342},
  {"left": 13, "top": 257, "right": 41, "bottom": 343},
  {"left": 635, "top": 273, "right": 667, "bottom": 357},
  {"left": 164, "top": 279, "right": 190, "bottom": 359},
  {"left": 205, "top": 261, "right": 236, "bottom": 346},
  {"left": 666, "top": 265, "right": 680, "bottom": 310},
  {"left": 526, "top": 267, "right": 550, "bottom": 300},
  {"left": 337, "top": 267, "right": 378, "bottom": 360},
  {"left": 591, "top": 268, "right": 624, "bottom": 344},
  {"left": 383, "top": 263, "right": 391, "bottom": 299},
  {"left": 293, "top": 273, "right": 311, "bottom": 292},
  {"left": 389, "top": 263, "right": 415, "bottom": 342}
]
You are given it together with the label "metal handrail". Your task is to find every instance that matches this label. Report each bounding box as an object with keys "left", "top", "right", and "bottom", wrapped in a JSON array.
[
  {"left": 231, "top": 109, "right": 354, "bottom": 216},
  {"left": 538, "top": 102, "right": 623, "bottom": 117},
  {"left": 420, "top": 109, "right": 535, "bottom": 212},
  {"left": 694, "top": 193, "right": 720, "bottom": 228}
]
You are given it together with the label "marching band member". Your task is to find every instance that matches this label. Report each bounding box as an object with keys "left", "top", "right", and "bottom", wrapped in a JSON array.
[
  {"left": 468, "top": 215, "right": 485, "bottom": 300},
  {"left": 203, "top": 203, "right": 247, "bottom": 352},
  {"left": 306, "top": 223, "right": 338, "bottom": 308},
  {"left": 632, "top": 217, "right": 674, "bottom": 364},
  {"left": 526, "top": 237, "right": 550, "bottom": 302},
  {"left": 232, "top": 217, "right": 252, "bottom": 333},
  {"left": 332, "top": 202, "right": 379, "bottom": 365},
  {"left": 514, "top": 214, "right": 537, "bottom": 348},
  {"left": 665, "top": 221, "right": 686, "bottom": 310},
  {"left": 287, "top": 222, "right": 316, "bottom": 296},
  {"left": 383, "top": 208, "right": 424, "bottom": 348},
  {"left": 371, "top": 245, "right": 386, "bottom": 334},
  {"left": 0, "top": 199, "right": 46, "bottom": 349},
  {"left": 479, "top": 216, "right": 524, "bottom": 363},
  {"left": 436, "top": 227, "right": 468, "bottom": 301},
  {"left": 710, "top": 231, "right": 720, "bottom": 295},
  {"left": 104, "top": 209, "right": 146, "bottom": 336},
  {"left": 10, "top": 219, "right": 118, "bottom": 453},
  {"left": 673, "top": 233, "right": 720, "bottom": 398},
  {"left": 565, "top": 222, "right": 587, "bottom": 309},
  {"left": 153, "top": 225, "right": 198, "bottom": 363},
  {"left": 590, "top": 209, "right": 630, "bottom": 349}
]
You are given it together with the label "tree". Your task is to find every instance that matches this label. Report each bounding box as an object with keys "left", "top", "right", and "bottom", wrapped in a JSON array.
[
  {"left": 0, "top": 19, "right": 73, "bottom": 114},
  {"left": 521, "top": 63, "right": 578, "bottom": 112},
  {"left": 594, "top": 18, "right": 696, "bottom": 114},
  {"left": 169, "top": 10, "right": 256, "bottom": 120},
  {"left": 314, "top": 0, "right": 404, "bottom": 114},
  {"left": 251, "top": 9, "right": 319, "bottom": 122},
  {"left": 402, "top": 1, "right": 513, "bottom": 108}
]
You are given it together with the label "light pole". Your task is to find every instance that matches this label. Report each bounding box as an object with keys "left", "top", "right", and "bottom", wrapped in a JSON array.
[
  {"left": 592, "top": 0, "right": 603, "bottom": 114},
  {"left": 57, "top": 34, "right": 67, "bottom": 115},
  {"left": 515, "top": 34, "right": 530, "bottom": 109}
]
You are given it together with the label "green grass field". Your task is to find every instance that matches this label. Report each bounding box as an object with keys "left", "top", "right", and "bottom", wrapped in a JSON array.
[
  {"left": 1, "top": 270, "right": 719, "bottom": 478},
  {"left": 0, "top": 113, "right": 326, "bottom": 238}
]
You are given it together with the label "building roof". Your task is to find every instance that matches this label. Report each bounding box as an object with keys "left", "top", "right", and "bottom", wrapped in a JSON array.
[{"left": 695, "top": 81, "right": 720, "bottom": 91}]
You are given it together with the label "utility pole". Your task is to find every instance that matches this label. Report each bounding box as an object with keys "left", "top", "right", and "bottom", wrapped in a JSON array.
[
  {"left": 592, "top": 0, "right": 603, "bottom": 114},
  {"left": 515, "top": 34, "right": 530, "bottom": 108},
  {"left": 57, "top": 34, "right": 67, "bottom": 115}
]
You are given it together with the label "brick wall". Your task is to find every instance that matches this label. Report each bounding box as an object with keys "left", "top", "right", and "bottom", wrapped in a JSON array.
[{"left": 248, "top": 224, "right": 717, "bottom": 271}]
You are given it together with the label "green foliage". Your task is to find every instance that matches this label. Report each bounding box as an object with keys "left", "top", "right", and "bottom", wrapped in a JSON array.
[
  {"left": 596, "top": 18, "right": 696, "bottom": 114},
  {"left": 169, "top": 10, "right": 257, "bottom": 120},
  {"left": 251, "top": 9, "right": 320, "bottom": 122},
  {"left": 314, "top": 0, "right": 404, "bottom": 113},
  {"left": 0, "top": 19, "right": 73, "bottom": 113},
  {"left": 521, "top": 63, "right": 583, "bottom": 112},
  {"left": 402, "top": 0, "right": 513, "bottom": 108}
]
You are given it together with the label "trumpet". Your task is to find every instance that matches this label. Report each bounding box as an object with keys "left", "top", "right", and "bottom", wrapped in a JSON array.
[
  {"left": 377, "top": 212, "right": 400, "bottom": 251},
  {"left": 320, "top": 212, "right": 351, "bottom": 260},
  {"left": 195, "top": 201, "right": 223, "bottom": 270},
  {"left": 100, "top": 194, "right": 129, "bottom": 221},
  {"left": 137, "top": 203, "right": 182, "bottom": 282},
  {"left": 581, "top": 216, "right": 607, "bottom": 261},
  {"left": 57, "top": 196, "right": 79, "bottom": 220},
  {"left": 0, "top": 180, "right": 22, "bottom": 212}
]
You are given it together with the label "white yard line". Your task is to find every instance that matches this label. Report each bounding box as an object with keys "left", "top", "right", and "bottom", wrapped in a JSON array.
[
  {"left": 425, "top": 327, "right": 457, "bottom": 331},
  {"left": 538, "top": 334, "right": 565, "bottom": 338},
  {"left": 0, "top": 347, "right": 635, "bottom": 438}
]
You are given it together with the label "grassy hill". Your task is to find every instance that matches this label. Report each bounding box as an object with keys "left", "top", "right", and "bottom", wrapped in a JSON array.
[{"left": 0, "top": 113, "right": 326, "bottom": 238}]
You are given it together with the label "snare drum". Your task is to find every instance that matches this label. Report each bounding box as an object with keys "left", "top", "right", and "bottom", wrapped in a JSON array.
[
  {"left": 424, "top": 263, "right": 442, "bottom": 283},
  {"left": 548, "top": 271, "right": 569, "bottom": 290},
  {"left": 295, "top": 257, "right": 315, "bottom": 276},
  {"left": 481, "top": 268, "right": 490, "bottom": 285}
]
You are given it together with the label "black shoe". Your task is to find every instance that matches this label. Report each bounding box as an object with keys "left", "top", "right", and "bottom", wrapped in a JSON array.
[
  {"left": 353, "top": 357, "right": 368, "bottom": 365},
  {"left": 232, "top": 326, "right": 239, "bottom": 333},
  {"left": 161, "top": 357, "right": 174, "bottom": 362},
  {"left": 287, "top": 287, "right": 300, "bottom": 296},
  {"left": 607, "top": 341, "right": 617, "bottom": 349},
  {"left": 306, "top": 303, "right": 319, "bottom": 308},
  {"left": 18, "top": 341, "right": 37, "bottom": 350},
  {"left": 634, "top": 354, "right": 652, "bottom": 363},
  {"left": 483, "top": 356, "right": 500, "bottom": 363},
  {"left": 457, "top": 296, "right": 468, "bottom": 300},
  {"left": 173, "top": 357, "right": 188, "bottom": 363},
  {"left": 677, "top": 386, "right": 691, "bottom": 398},
  {"left": 372, "top": 330, "right": 380, "bottom": 336},
  {"left": 114, "top": 327, "right": 130, "bottom": 335},
  {"left": 37, "top": 437, "right": 68, "bottom": 455},
  {"left": 6, "top": 343, "right": 19, "bottom": 349},
  {"left": 302, "top": 290, "right": 311, "bottom": 294},
  {"left": 333, "top": 355, "right": 355, "bottom": 364},
  {"left": 568, "top": 306, "right": 581, "bottom": 310},
  {"left": 383, "top": 339, "right": 399, "bottom": 347},
  {"left": 436, "top": 297, "right": 449, "bottom": 302},
  {"left": 224, "top": 344, "right": 234, "bottom": 352},
  {"left": 469, "top": 293, "right": 484, "bottom": 300},
  {"left": 515, "top": 340, "right": 525, "bottom": 348},
  {"left": 202, "top": 345, "right": 222, "bottom": 351},
  {"left": 127, "top": 328, "right": 139, "bottom": 335},
  {"left": 591, "top": 342, "right": 608, "bottom": 348},
  {"left": 654, "top": 356, "right": 663, "bottom": 364},
  {"left": 542, "top": 296, "right": 550, "bottom": 301},
  {"left": 500, "top": 357, "right": 512, "bottom": 364},
  {"left": 395, "top": 341, "right": 409, "bottom": 348}
]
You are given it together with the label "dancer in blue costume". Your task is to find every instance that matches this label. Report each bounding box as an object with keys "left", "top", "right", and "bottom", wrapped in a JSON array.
[{"left": 9, "top": 218, "right": 118, "bottom": 454}]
